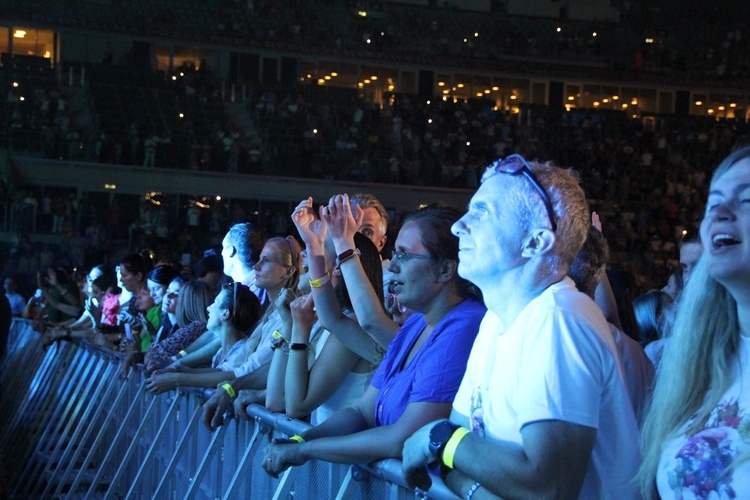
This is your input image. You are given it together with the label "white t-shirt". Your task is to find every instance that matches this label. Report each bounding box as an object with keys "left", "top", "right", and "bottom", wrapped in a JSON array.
[
  {"left": 233, "top": 309, "right": 280, "bottom": 378},
  {"left": 656, "top": 336, "right": 750, "bottom": 499},
  {"left": 310, "top": 329, "right": 372, "bottom": 426},
  {"left": 609, "top": 323, "right": 655, "bottom": 423},
  {"left": 212, "top": 338, "right": 249, "bottom": 371},
  {"left": 453, "top": 278, "right": 641, "bottom": 499}
]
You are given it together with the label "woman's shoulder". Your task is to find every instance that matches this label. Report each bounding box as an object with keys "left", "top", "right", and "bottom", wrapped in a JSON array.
[
  {"left": 440, "top": 298, "right": 487, "bottom": 327},
  {"left": 184, "top": 320, "right": 208, "bottom": 332}
]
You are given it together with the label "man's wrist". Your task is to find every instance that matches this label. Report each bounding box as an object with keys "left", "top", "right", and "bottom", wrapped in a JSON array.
[
  {"left": 428, "top": 420, "right": 462, "bottom": 461},
  {"left": 220, "top": 382, "right": 236, "bottom": 399},
  {"left": 441, "top": 427, "right": 470, "bottom": 469},
  {"left": 296, "top": 440, "right": 311, "bottom": 461}
]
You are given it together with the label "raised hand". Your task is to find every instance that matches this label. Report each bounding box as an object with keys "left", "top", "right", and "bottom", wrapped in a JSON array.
[
  {"left": 290, "top": 295, "right": 316, "bottom": 338},
  {"left": 291, "top": 197, "right": 327, "bottom": 253},
  {"left": 322, "top": 193, "right": 363, "bottom": 251}
]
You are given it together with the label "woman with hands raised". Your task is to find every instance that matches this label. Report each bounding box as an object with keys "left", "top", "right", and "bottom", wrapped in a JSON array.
[
  {"left": 265, "top": 198, "right": 383, "bottom": 424},
  {"left": 262, "top": 196, "right": 485, "bottom": 478}
]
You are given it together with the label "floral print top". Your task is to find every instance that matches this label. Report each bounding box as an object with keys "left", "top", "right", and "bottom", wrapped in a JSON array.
[{"left": 657, "top": 336, "right": 750, "bottom": 499}]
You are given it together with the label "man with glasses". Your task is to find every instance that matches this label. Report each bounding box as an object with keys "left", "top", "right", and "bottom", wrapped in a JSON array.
[{"left": 402, "top": 156, "right": 640, "bottom": 499}]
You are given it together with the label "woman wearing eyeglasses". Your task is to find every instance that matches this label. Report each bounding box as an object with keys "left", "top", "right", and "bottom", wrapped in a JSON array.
[
  {"left": 146, "top": 282, "right": 262, "bottom": 393},
  {"left": 263, "top": 195, "right": 485, "bottom": 477}
]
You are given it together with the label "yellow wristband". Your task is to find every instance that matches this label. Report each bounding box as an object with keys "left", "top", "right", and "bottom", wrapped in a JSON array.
[
  {"left": 221, "top": 382, "right": 236, "bottom": 399},
  {"left": 442, "top": 427, "right": 470, "bottom": 469},
  {"left": 309, "top": 272, "right": 330, "bottom": 288},
  {"left": 272, "top": 330, "right": 290, "bottom": 343},
  {"left": 289, "top": 435, "right": 304, "bottom": 443},
  {"left": 178, "top": 349, "right": 187, "bottom": 358}
]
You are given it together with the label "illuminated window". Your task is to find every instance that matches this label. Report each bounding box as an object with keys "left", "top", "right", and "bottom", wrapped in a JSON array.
[{"left": 5, "top": 27, "right": 55, "bottom": 61}]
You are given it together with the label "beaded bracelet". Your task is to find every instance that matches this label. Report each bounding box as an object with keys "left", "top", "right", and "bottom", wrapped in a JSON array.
[{"left": 465, "top": 481, "right": 481, "bottom": 500}]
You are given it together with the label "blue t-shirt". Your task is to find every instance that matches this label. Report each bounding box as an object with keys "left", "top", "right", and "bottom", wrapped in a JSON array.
[{"left": 370, "top": 298, "right": 485, "bottom": 427}]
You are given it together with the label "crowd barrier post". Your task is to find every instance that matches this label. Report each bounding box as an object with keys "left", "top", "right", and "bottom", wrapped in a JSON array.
[
  {"left": 2, "top": 320, "right": 460, "bottom": 499},
  {"left": 84, "top": 376, "right": 147, "bottom": 497},
  {"left": 152, "top": 400, "right": 205, "bottom": 497},
  {"left": 125, "top": 389, "right": 182, "bottom": 498},
  {"left": 0, "top": 338, "right": 62, "bottom": 445},
  {"left": 51, "top": 365, "right": 128, "bottom": 496},
  {"left": 13, "top": 342, "right": 91, "bottom": 491},
  {"left": 33, "top": 353, "right": 116, "bottom": 497},
  {"left": 221, "top": 415, "right": 264, "bottom": 499}
]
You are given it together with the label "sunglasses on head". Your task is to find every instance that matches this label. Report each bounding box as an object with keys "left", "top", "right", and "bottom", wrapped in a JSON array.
[
  {"left": 490, "top": 154, "right": 557, "bottom": 232},
  {"left": 223, "top": 282, "right": 240, "bottom": 319}
]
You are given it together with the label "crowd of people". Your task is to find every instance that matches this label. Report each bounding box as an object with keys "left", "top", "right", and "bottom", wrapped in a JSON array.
[
  {"left": 5, "top": 143, "right": 750, "bottom": 498},
  {"left": 5, "top": 79, "right": 749, "bottom": 295}
]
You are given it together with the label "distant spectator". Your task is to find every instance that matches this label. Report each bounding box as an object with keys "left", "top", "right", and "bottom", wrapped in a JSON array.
[
  {"left": 195, "top": 252, "right": 225, "bottom": 294},
  {"left": 3, "top": 277, "right": 25, "bottom": 316}
]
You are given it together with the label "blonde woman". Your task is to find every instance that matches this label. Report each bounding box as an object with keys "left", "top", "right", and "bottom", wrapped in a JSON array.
[{"left": 640, "top": 145, "right": 750, "bottom": 498}]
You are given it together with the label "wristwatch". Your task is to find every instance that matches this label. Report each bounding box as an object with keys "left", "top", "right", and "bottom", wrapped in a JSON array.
[
  {"left": 428, "top": 420, "right": 461, "bottom": 458},
  {"left": 336, "top": 248, "right": 361, "bottom": 266}
]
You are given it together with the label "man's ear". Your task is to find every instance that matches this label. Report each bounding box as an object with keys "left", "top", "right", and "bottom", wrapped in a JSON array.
[
  {"left": 377, "top": 234, "right": 388, "bottom": 253},
  {"left": 436, "top": 259, "right": 458, "bottom": 283},
  {"left": 229, "top": 246, "right": 237, "bottom": 258},
  {"left": 520, "top": 229, "right": 555, "bottom": 258}
]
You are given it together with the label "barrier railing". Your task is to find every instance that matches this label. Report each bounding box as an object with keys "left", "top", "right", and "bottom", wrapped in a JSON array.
[{"left": 1, "top": 319, "right": 458, "bottom": 499}]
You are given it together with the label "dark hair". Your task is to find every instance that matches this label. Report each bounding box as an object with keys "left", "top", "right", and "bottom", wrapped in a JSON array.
[
  {"left": 606, "top": 267, "right": 640, "bottom": 341},
  {"left": 147, "top": 265, "right": 179, "bottom": 286},
  {"left": 402, "top": 203, "right": 479, "bottom": 299},
  {"left": 338, "top": 232, "right": 384, "bottom": 310},
  {"left": 47, "top": 267, "right": 72, "bottom": 286},
  {"left": 220, "top": 282, "right": 263, "bottom": 332},
  {"left": 226, "top": 222, "right": 264, "bottom": 268},
  {"left": 120, "top": 254, "right": 150, "bottom": 281},
  {"left": 633, "top": 290, "right": 673, "bottom": 347},
  {"left": 138, "top": 249, "right": 155, "bottom": 270},
  {"left": 92, "top": 273, "right": 117, "bottom": 294},
  {"left": 569, "top": 226, "right": 609, "bottom": 298},
  {"left": 195, "top": 253, "right": 224, "bottom": 278},
  {"left": 666, "top": 265, "right": 684, "bottom": 296}
]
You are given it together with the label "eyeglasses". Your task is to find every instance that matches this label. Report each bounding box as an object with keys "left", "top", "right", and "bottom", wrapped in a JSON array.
[
  {"left": 392, "top": 250, "right": 433, "bottom": 263},
  {"left": 490, "top": 154, "right": 557, "bottom": 232}
]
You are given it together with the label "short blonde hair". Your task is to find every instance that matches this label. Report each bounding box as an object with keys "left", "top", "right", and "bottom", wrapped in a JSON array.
[{"left": 482, "top": 159, "right": 589, "bottom": 274}]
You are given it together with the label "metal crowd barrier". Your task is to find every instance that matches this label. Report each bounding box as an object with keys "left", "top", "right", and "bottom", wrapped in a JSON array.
[{"left": 1, "top": 319, "right": 458, "bottom": 499}]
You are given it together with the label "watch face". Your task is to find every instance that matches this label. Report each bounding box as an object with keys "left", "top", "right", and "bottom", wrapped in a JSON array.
[{"left": 429, "top": 420, "right": 457, "bottom": 455}]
